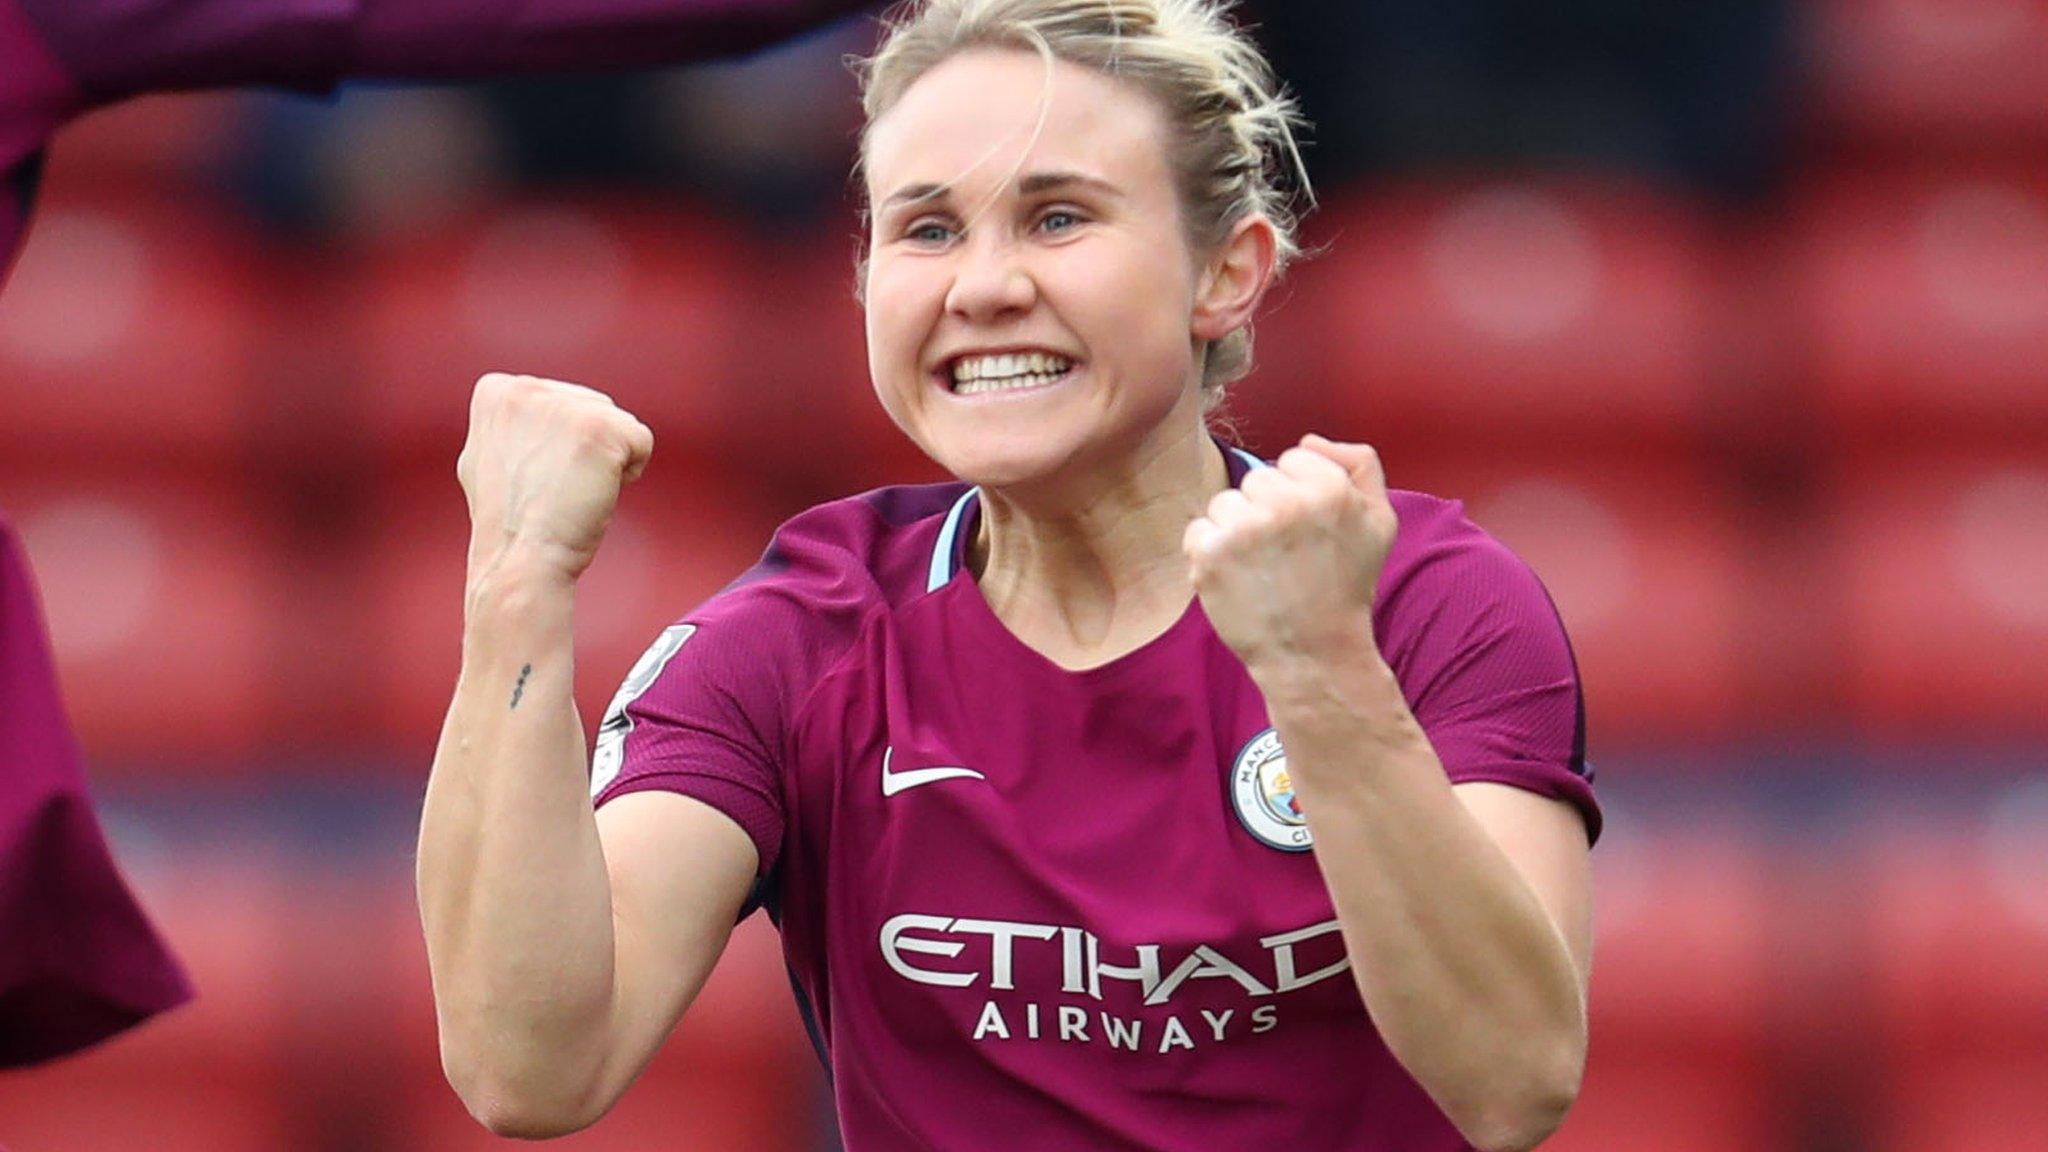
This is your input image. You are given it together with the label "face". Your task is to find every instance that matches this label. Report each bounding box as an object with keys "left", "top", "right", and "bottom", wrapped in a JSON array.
[{"left": 861, "top": 48, "right": 1212, "bottom": 491}]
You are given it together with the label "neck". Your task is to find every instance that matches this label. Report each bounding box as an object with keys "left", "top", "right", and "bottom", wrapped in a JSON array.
[{"left": 968, "top": 419, "right": 1231, "bottom": 669}]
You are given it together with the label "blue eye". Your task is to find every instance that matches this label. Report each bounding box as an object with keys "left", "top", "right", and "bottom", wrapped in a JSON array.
[
  {"left": 1039, "top": 210, "right": 1081, "bottom": 233},
  {"left": 908, "top": 221, "right": 955, "bottom": 244}
]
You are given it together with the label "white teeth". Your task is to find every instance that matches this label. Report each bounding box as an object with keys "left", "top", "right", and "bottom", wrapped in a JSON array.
[
  {"left": 954, "top": 370, "right": 1068, "bottom": 395},
  {"left": 951, "top": 352, "right": 1073, "bottom": 385}
]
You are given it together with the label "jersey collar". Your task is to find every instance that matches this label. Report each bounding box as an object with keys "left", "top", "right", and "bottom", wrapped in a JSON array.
[{"left": 926, "top": 443, "right": 1270, "bottom": 593}]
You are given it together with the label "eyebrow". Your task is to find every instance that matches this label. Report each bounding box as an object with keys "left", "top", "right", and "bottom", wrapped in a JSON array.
[{"left": 879, "top": 171, "right": 1125, "bottom": 212}]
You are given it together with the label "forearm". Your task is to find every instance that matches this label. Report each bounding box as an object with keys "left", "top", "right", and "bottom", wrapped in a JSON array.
[
  {"left": 416, "top": 561, "right": 617, "bottom": 1130},
  {"left": 1253, "top": 650, "right": 1585, "bottom": 1151}
]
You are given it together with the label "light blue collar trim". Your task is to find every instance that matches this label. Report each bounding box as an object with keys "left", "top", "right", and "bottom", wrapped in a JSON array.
[
  {"left": 1229, "top": 446, "right": 1270, "bottom": 472},
  {"left": 927, "top": 450, "right": 1263, "bottom": 592},
  {"left": 928, "top": 487, "right": 980, "bottom": 593}
]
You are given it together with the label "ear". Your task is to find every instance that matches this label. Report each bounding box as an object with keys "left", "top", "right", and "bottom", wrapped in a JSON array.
[{"left": 1190, "top": 213, "right": 1280, "bottom": 343}]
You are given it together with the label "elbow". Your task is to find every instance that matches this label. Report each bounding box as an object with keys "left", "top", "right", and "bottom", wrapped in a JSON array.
[
  {"left": 477, "top": 1106, "right": 601, "bottom": 1141},
  {"left": 1462, "top": 1099, "right": 1574, "bottom": 1152},
  {"left": 443, "top": 1047, "right": 609, "bottom": 1140},
  {"left": 469, "top": 1100, "right": 594, "bottom": 1141},
  {"left": 454, "top": 1076, "right": 606, "bottom": 1140},
  {"left": 1453, "top": 1043, "right": 1585, "bottom": 1152}
]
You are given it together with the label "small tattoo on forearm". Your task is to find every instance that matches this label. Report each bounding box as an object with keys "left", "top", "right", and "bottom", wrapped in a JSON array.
[{"left": 510, "top": 663, "right": 532, "bottom": 710}]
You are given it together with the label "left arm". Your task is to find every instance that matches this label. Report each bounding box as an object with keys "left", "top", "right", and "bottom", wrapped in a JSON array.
[
  {"left": 1252, "top": 651, "right": 1590, "bottom": 1152},
  {"left": 1187, "top": 436, "right": 1591, "bottom": 1152}
]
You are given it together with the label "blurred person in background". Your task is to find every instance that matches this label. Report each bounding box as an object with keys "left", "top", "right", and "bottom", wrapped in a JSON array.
[
  {"left": 0, "top": 0, "right": 874, "bottom": 1068},
  {"left": 1251, "top": 0, "right": 1788, "bottom": 196},
  {"left": 417, "top": 0, "right": 1597, "bottom": 1148}
]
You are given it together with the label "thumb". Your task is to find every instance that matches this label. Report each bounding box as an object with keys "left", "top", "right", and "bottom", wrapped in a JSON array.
[
  {"left": 1301, "top": 434, "right": 1385, "bottom": 493},
  {"left": 619, "top": 417, "right": 655, "bottom": 484}
]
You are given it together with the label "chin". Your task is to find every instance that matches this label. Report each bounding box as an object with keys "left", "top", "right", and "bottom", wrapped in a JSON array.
[{"left": 927, "top": 434, "right": 1082, "bottom": 492}]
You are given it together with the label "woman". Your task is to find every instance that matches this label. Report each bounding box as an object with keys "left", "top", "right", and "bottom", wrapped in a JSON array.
[{"left": 418, "top": 1, "right": 1600, "bottom": 1148}]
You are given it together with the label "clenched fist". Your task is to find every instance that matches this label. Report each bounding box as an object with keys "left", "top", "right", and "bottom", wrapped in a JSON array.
[
  {"left": 1183, "top": 435, "right": 1398, "bottom": 674},
  {"left": 457, "top": 373, "right": 654, "bottom": 586}
]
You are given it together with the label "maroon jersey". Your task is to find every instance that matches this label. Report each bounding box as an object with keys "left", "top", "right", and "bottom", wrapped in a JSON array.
[
  {"left": 0, "top": 522, "right": 191, "bottom": 1066},
  {"left": 596, "top": 447, "right": 1599, "bottom": 1151}
]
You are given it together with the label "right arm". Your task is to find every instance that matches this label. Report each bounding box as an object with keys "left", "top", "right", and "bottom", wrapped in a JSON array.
[{"left": 415, "top": 373, "right": 758, "bottom": 1137}]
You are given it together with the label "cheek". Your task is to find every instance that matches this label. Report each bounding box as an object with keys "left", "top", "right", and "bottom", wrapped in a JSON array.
[
  {"left": 860, "top": 274, "right": 906, "bottom": 375},
  {"left": 862, "top": 262, "right": 937, "bottom": 411},
  {"left": 863, "top": 260, "right": 935, "bottom": 350},
  {"left": 1087, "top": 238, "right": 1192, "bottom": 320}
]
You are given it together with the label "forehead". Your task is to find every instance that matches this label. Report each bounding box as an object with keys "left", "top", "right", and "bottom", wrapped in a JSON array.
[{"left": 864, "top": 48, "right": 1173, "bottom": 202}]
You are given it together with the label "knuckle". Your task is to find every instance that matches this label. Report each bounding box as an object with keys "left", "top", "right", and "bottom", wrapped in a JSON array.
[{"left": 471, "top": 373, "right": 511, "bottom": 413}]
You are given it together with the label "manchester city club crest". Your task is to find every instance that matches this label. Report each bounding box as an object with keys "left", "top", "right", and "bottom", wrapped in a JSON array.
[{"left": 1230, "top": 728, "right": 1312, "bottom": 852}]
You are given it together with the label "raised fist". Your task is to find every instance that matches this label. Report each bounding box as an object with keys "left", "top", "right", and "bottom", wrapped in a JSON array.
[
  {"left": 1183, "top": 435, "right": 1399, "bottom": 673},
  {"left": 457, "top": 372, "right": 655, "bottom": 586}
]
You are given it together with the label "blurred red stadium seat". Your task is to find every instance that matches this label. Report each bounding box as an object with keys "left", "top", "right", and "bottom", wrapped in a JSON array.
[
  {"left": 344, "top": 198, "right": 754, "bottom": 464},
  {"left": 40, "top": 94, "right": 253, "bottom": 190},
  {"left": 1217, "top": 263, "right": 1340, "bottom": 458},
  {"left": 1863, "top": 809, "right": 2048, "bottom": 1054},
  {"left": 357, "top": 464, "right": 789, "bottom": 758},
  {"left": 1862, "top": 802, "right": 2048, "bottom": 1149},
  {"left": 0, "top": 472, "right": 284, "bottom": 770},
  {"left": 1295, "top": 178, "right": 1719, "bottom": 448},
  {"left": 374, "top": 879, "right": 817, "bottom": 1152},
  {"left": 1548, "top": 823, "right": 1790, "bottom": 1150},
  {"left": 1790, "top": 168, "right": 2048, "bottom": 439},
  {"left": 0, "top": 194, "right": 267, "bottom": 466},
  {"left": 1826, "top": 450, "right": 2048, "bottom": 735},
  {"left": 1803, "top": 0, "right": 2048, "bottom": 149},
  {"left": 1548, "top": 1059, "right": 1788, "bottom": 1152},
  {"left": 1391, "top": 450, "right": 1751, "bottom": 742},
  {"left": 0, "top": 851, "right": 297, "bottom": 1150},
  {"left": 1585, "top": 825, "right": 1780, "bottom": 1056},
  {"left": 1880, "top": 1054, "right": 2048, "bottom": 1152},
  {"left": 725, "top": 233, "right": 948, "bottom": 495}
]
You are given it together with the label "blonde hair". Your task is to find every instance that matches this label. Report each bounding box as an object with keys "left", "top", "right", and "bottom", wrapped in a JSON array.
[{"left": 851, "top": 0, "right": 1313, "bottom": 405}]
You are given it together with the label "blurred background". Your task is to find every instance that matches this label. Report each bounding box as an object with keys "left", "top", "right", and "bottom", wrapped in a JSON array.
[{"left": 2, "top": 0, "right": 2046, "bottom": 1148}]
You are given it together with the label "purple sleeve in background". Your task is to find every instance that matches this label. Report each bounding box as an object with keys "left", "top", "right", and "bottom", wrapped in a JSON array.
[
  {"left": 11, "top": 0, "right": 875, "bottom": 99},
  {"left": 0, "top": 0, "right": 872, "bottom": 272},
  {"left": 0, "top": 0, "right": 871, "bottom": 286},
  {"left": 0, "top": 520, "right": 193, "bottom": 1068},
  {"left": 0, "top": 0, "right": 83, "bottom": 283}
]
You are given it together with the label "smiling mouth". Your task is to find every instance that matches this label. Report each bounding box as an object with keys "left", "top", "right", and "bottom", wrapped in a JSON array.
[{"left": 946, "top": 351, "right": 1077, "bottom": 396}]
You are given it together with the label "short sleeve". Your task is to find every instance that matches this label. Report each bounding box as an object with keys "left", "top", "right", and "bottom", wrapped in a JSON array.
[
  {"left": 589, "top": 606, "right": 794, "bottom": 877},
  {"left": 1378, "top": 494, "right": 1601, "bottom": 844},
  {"left": 587, "top": 500, "right": 888, "bottom": 877}
]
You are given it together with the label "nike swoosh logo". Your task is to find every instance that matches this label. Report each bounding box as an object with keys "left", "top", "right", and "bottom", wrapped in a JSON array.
[{"left": 881, "top": 747, "right": 987, "bottom": 797}]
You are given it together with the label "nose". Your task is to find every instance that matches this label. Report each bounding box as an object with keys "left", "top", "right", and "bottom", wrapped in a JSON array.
[{"left": 944, "top": 229, "right": 1036, "bottom": 322}]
